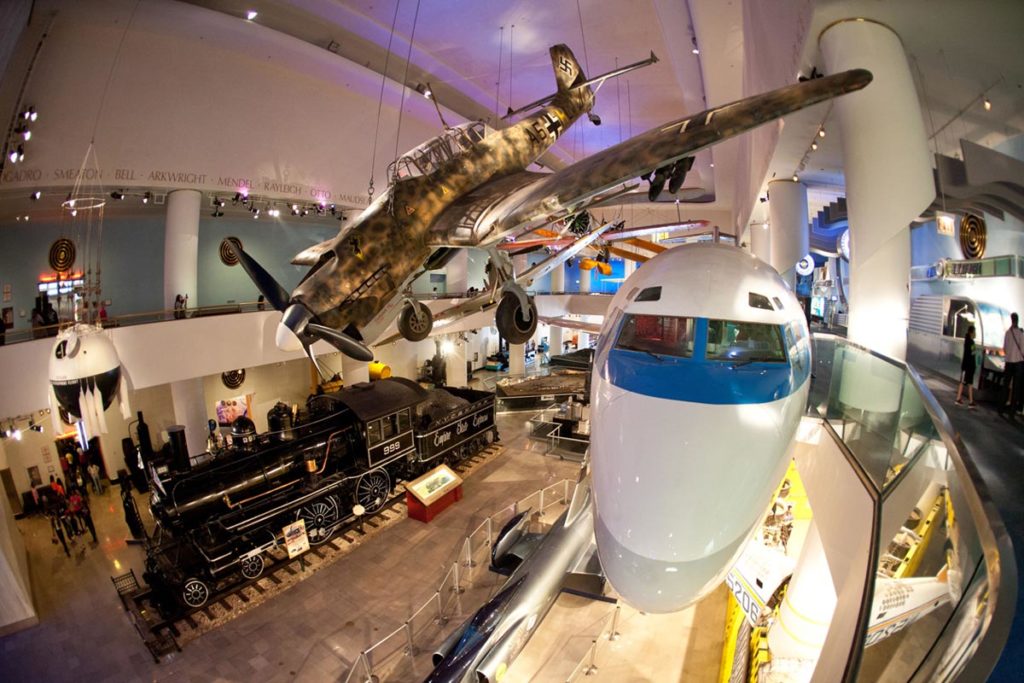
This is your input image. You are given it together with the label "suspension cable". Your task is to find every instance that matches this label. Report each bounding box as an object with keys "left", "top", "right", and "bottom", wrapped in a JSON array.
[
  {"left": 368, "top": 0, "right": 402, "bottom": 201},
  {"left": 392, "top": 0, "right": 423, "bottom": 169}
]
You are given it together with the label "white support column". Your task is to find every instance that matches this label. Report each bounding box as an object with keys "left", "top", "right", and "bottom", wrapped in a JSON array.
[
  {"left": 579, "top": 268, "right": 592, "bottom": 293},
  {"left": 768, "top": 180, "right": 809, "bottom": 284},
  {"left": 445, "top": 337, "right": 468, "bottom": 388},
  {"left": 767, "top": 521, "right": 836, "bottom": 662},
  {"left": 163, "top": 189, "right": 201, "bottom": 311},
  {"left": 446, "top": 249, "right": 469, "bottom": 295},
  {"left": 549, "top": 325, "right": 563, "bottom": 356},
  {"left": 508, "top": 343, "right": 526, "bottom": 376},
  {"left": 822, "top": 20, "right": 934, "bottom": 361},
  {"left": 341, "top": 355, "right": 370, "bottom": 386},
  {"left": 169, "top": 378, "right": 209, "bottom": 459},
  {"left": 578, "top": 331, "right": 591, "bottom": 350},
  {"left": 550, "top": 261, "right": 565, "bottom": 293},
  {"left": 750, "top": 221, "right": 771, "bottom": 264}
]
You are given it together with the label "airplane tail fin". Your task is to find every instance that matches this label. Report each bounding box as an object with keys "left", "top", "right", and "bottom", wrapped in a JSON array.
[{"left": 551, "top": 44, "right": 587, "bottom": 92}]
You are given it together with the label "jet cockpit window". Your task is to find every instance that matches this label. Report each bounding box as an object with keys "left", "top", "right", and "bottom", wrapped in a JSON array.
[
  {"left": 706, "top": 320, "right": 786, "bottom": 363},
  {"left": 748, "top": 292, "right": 774, "bottom": 310},
  {"left": 389, "top": 122, "right": 488, "bottom": 181},
  {"left": 615, "top": 314, "right": 695, "bottom": 358}
]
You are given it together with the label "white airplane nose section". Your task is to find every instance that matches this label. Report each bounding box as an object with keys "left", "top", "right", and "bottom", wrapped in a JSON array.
[{"left": 276, "top": 321, "right": 304, "bottom": 351}]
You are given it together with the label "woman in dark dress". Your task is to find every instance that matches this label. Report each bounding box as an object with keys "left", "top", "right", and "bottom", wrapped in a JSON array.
[{"left": 955, "top": 325, "right": 977, "bottom": 408}]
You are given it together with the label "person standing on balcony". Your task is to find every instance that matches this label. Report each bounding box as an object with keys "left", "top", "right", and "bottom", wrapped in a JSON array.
[
  {"left": 955, "top": 325, "right": 977, "bottom": 409},
  {"left": 1000, "top": 312, "right": 1024, "bottom": 419}
]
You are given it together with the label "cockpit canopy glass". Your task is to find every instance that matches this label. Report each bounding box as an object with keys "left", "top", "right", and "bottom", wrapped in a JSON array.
[
  {"left": 706, "top": 320, "right": 786, "bottom": 363},
  {"left": 389, "top": 121, "right": 488, "bottom": 181},
  {"left": 615, "top": 314, "right": 695, "bottom": 358}
]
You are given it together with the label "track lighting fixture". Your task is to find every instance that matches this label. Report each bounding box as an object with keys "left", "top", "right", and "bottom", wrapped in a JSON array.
[
  {"left": 818, "top": 128, "right": 826, "bottom": 138},
  {"left": 415, "top": 83, "right": 432, "bottom": 99},
  {"left": 246, "top": 10, "right": 258, "bottom": 21},
  {"left": 983, "top": 98, "right": 992, "bottom": 111},
  {"left": 142, "top": 191, "right": 152, "bottom": 204},
  {"left": 213, "top": 197, "right": 225, "bottom": 207},
  {"left": 15, "top": 126, "right": 31, "bottom": 141},
  {"left": 8, "top": 149, "right": 17, "bottom": 163},
  {"left": 811, "top": 142, "right": 818, "bottom": 151},
  {"left": 792, "top": 174, "right": 799, "bottom": 182},
  {"left": 20, "top": 106, "right": 37, "bottom": 122},
  {"left": 110, "top": 190, "right": 125, "bottom": 200},
  {"left": 30, "top": 191, "right": 40, "bottom": 200}
]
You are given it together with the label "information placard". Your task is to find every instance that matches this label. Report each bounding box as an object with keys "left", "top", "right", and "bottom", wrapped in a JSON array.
[{"left": 283, "top": 519, "right": 310, "bottom": 558}]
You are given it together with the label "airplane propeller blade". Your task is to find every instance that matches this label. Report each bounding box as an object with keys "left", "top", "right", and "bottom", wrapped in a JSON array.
[
  {"left": 226, "top": 241, "right": 291, "bottom": 312},
  {"left": 307, "top": 323, "right": 374, "bottom": 362}
]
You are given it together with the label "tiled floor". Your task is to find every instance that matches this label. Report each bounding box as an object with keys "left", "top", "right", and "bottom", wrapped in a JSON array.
[{"left": 0, "top": 411, "right": 722, "bottom": 682}]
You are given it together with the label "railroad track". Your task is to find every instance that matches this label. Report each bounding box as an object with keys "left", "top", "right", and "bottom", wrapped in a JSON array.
[{"left": 114, "top": 444, "right": 505, "bottom": 661}]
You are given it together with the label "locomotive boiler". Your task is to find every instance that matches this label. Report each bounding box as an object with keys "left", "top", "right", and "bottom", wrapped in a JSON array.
[{"left": 143, "top": 378, "right": 497, "bottom": 612}]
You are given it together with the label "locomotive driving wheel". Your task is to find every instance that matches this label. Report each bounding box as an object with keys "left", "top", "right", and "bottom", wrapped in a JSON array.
[
  {"left": 181, "top": 578, "right": 210, "bottom": 608},
  {"left": 356, "top": 469, "right": 391, "bottom": 514},
  {"left": 297, "top": 494, "right": 341, "bottom": 546},
  {"left": 240, "top": 554, "right": 265, "bottom": 580}
]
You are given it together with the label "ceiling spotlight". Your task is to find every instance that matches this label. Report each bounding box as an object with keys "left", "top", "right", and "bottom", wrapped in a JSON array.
[
  {"left": 252, "top": 209, "right": 260, "bottom": 219},
  {"left": 20, "top": 106, "right": 36, "bottom": 122},
  {"left": 213, "top": 197, "right": 225, "bottom": 207},
  {"left": 110, "top": 190, "right": 124, "bottom": 200},
  {"left": 30, "top": 191, "right": 40, "bottom": 200},
  {"left": 983, "top": 98, "right": 992, "bottom": 111},
  {"left": 15, "top": 126, "right": 31, "bottom": 141},
  {"left": 246, "top": 10, "right": 258, "bottom": 21},
  {"left": 29, "top": 422, "right": 43, "bottom": 433},
  {"left": 301, "top": 209, "right": 308, "bottom": 217},
  {"left": 71, "top": 209, "right": 77, "bottom": 217},
  {"left": 691, "top": 47, "right": 700, "bottom": 55},
  {"left": 818, "top": 128, "right": 826, "bottom": 138},
  {"left": 142, "top": 191, "right": 151, "bottom": 204},
  {"left": 415, "top": 83, "right": 432, "bottom": 99},
  {"left": 8, "top": 149, "right": 17, "bottom": 163},
  {"left": 792, "top": 174, "right": 799, "bottom": 182},
  {"left": 811, "top": 142, "right": 818, "bottom": 151},
  {"left": 17, "top": 145, "right": 24, "bottom": 162},
  {"left": 709, "top": 163, "right": 714, "bottom": 168}
]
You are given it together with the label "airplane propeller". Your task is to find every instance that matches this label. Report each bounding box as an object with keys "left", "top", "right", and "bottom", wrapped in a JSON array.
[
  {"left": 227, "top": 241, "right": 374, "bottom": 363},
  {"left": 226, "top": 241, "right": 290, "bottom": 312}
]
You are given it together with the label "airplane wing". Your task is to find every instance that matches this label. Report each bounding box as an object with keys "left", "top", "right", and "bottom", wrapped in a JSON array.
[{"left": 433, "top": 69, "right": 871, "bottom": 244}]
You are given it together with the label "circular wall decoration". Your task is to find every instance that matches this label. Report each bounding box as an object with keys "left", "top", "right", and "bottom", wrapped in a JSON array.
[
  {"left": 837, "top": 229, "right": 851, "bottom": 262},
  {"left": 959, "top": 214, "right": 986, "bottom": 259},
  {"left": 49, "top": 238, "right": 76, "bottom": 272},
  {"left": 795, "top": 254, "right": 815, "bottom": 277},
  {"left": 221, "top": 369, "right": 245, "bottom": 389},
  {"left": 220, "top": 237, "right": 244, "bottom": 266}
]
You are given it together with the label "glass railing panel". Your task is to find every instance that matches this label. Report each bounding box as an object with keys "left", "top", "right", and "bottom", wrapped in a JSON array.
[
  {"left": 858, "top": 442, "right": 957, "bottom": 681},
  {"left": 825, "top": 344, "right": 907, "bottom": 489},
  {"left": 883, "top": 374, "right": 940, "bottom": 489}
]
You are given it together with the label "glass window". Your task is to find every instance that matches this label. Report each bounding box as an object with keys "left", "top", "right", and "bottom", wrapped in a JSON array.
[
  {"left": 381, "top": 414, "right": 398, "bottom": 440},
  {"left": 397, "top": 409, "right": 411, "bottom": 433},
  {"left": 706, "top": 320, "right": 786, "bottom": 363},
  {"left": 367, "top": 419, "right": 381, "bottom": 446},
  {"left": 748, "top": 292, "right": 773, "bottom": 310},
  {"left": 615, "top": 314, "right": 695, "bottom": 358}
]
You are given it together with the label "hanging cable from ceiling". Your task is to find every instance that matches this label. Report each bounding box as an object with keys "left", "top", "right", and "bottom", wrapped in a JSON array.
[
  {"left": 367, "top": 0, "right": 402, "bottom": 202},
  {"left": 508, "top": 24, "right": 515, "bottom": 109},
  {"left": 494, "top": 25, "right": 504, "bottom": 122},
  {"left": 574, "top": 0, "right": 592, "bottom": 74},
  {"left": 392, "top": 0, "right": 423, "bottom": 169}
]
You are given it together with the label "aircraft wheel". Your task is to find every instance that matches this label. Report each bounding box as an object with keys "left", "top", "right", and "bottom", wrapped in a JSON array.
[
  {"left": 398, "top": 301, "right": 433, "bottom": 342},
  {"left": 496, "top": 293, "right": 537, "bottom": 344},
  {"left": 297, "top": 494, "right": 341, "bottom": 546},
  {"left": 240, "top": 554, "right": 265, "bottom": 580},
  {"left": 356, "top": 469, "right": 391, "bottom": 515},
  {"left": 181, "top": 578, "right": 210, "bottom": 609}
]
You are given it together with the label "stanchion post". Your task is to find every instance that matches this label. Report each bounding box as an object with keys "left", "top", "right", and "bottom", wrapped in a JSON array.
[
  {"left": 485, "top": 516, "right": 492, "bottom": 548},
  {"left": 540, "top": 488, "right": 545, "bottom": 512},
  {"left": 609, "top": 604, "right": 621, "bottom": 641},
  {"left": 434, "top": 591, "right": 447, "bottom": 625},
  {"left": 404, "top": 620, "right": 416, "bottom": 657},
  {"left": 584, "top": 639, "right": 598, "bottom": 675},
  {"left": 359, "top": 651, "right": 373, "bottom": 682}
]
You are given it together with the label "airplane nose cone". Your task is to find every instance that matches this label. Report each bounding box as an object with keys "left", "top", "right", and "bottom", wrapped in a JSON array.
[
  {"left": 276, "top": 303, "right": 313, "bottom": 351},
  {"left": 276, "top": 321, "right": 303, "bottom": 351}
]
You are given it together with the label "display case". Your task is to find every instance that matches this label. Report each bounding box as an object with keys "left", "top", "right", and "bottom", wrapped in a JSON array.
[{"left": 406, "top": 464, "right": 464, "bottom": 522}]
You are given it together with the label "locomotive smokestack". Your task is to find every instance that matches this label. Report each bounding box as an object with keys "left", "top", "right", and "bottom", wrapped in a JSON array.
[{"left": 167, "top": 425, "right": 190, "bottom": 472}]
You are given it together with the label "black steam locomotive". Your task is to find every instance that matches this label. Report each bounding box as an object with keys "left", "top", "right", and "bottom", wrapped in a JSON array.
[{"left": 142, "top": 378, "right": 497, "bottom": 613}]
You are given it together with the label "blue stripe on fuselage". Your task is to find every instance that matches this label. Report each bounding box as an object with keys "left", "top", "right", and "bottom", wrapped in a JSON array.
[{"left": 601, "top": 319, "right": 811, "bottom": 405}]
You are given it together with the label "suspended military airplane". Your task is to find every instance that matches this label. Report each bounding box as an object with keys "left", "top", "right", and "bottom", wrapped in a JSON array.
[{"left": 228, "top": 43, "right": 871, "bottom": 363}]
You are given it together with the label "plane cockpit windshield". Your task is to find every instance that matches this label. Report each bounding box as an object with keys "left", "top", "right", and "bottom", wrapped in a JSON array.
[{"left": 388, "top": 121, "right": 488, "bottom": 182}]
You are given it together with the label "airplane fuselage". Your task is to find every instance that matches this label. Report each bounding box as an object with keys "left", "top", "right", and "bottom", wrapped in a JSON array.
[{"left": 291, "top": 85, "right": 594, "bottom": 335}]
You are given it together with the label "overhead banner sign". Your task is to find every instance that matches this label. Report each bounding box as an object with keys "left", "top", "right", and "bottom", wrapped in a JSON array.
[{"left": 283, "top": 519, "right": 310, "bottom": 558}]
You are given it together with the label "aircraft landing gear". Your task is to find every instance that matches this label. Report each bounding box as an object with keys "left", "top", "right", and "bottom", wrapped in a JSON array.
[
  {"left": 496, "top": 291, "right": 538, "bottom": 344},
  {"left": 398, "top": 300, "right": 433, "bottom": 341}
]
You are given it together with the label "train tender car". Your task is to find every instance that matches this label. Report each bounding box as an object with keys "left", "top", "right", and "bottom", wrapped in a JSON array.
[
  {"left": 590, "top": 243, "right": 811, "bottom": 613},
  {"left": 143, "top": 378, "right": 497, "bottom": 612}
]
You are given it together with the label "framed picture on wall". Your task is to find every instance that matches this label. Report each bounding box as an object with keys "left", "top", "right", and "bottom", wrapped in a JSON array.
[
  {"left": 216, "top": 394, "right": 253, "bottom": 426},
  {"left": 27, "top": 466, "right": 42, "bottom": 488},
  {"left": 2, "top": 306, "right": 11, "bottom": 327}
]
